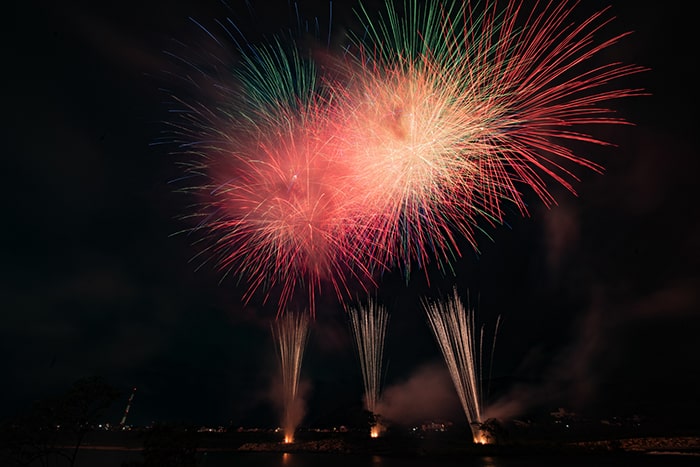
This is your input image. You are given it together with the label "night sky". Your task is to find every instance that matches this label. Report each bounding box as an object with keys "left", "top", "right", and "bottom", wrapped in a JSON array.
[{"left": 5, "top": 0, "right": 699, "bottom": 431}]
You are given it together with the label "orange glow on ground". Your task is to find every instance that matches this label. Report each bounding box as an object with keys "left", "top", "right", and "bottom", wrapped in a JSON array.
[
  {"left": 370, "top": 422, "right": 386, "bottom": 438},
  {"left": 472, "top": 429, "right": 493, "bottom": 445}
]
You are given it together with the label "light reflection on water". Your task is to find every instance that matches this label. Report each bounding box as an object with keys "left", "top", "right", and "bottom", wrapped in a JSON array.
[
  {"left": 200, "top": 452, "right": 700, "bottom": 467},
  {"left": 73, "top": 449, "right": 700, "bottom": 467}
]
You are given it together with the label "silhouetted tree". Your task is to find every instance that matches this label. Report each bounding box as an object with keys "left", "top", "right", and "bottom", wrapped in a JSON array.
[
  {"left": 481, "top": 418, "right": 509, "bottom": 445},
  {"left": 345, "top": 407, "right": 376, "bottom": 434},
  {"left": 0, "top": 411, "right": 54, "bottom": 467},
  {"left": 0, "top": 376, "right": 120, "bottom": 467},
  {"left": 60, "top": 376, "right": 121, "bottom": 464}
]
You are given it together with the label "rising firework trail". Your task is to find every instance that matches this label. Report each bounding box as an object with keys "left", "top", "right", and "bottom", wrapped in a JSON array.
[
  {"left": 424, "top": 289, "right": 500, "bottom": 444},
  {"left": 271, "top": 312, "right": 310, "bottom": 443},
  {"left": 348, "top": 299, "right": 389, "bottom": 437}
]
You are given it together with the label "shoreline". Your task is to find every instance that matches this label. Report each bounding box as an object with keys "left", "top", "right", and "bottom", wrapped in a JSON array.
[{"left": 71, "top": 435, "right": 700, "bottom": 456}]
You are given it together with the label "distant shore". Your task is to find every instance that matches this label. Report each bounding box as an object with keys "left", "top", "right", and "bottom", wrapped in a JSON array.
[
  {"left": 233, "top": 435, "right": 700, "bottom": 456},
  {"left": 73, "top": 432, "right": 700, "bottom": 457}
]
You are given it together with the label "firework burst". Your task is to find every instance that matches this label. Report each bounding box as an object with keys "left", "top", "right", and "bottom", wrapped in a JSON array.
[
  {"left": 332, "top": 0, "right": 645, "bottom": 274},
  {"left": 168, "top": 30, "right": 379, "bottom": 315},
  {"left": 167, "top": 0, "right": 644, "bottom": 313},
  {"left": 194, "top": 103, "right": 368, "bottom": 314}
]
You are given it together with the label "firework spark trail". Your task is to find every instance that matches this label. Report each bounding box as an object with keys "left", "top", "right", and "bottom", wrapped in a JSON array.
[
  {"left": 271, "top": 312, "right": 310, "bottom": 443},
  {"left": 348, "top": 300, "right": 389, "bottom": 437},
  {"left": 424, "top": 289, "right": 498, "bottom": 443}
]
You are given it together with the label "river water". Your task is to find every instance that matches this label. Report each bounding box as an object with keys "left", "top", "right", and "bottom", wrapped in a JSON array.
[{"left": 70, "top": 449, "right": 700, "bottom": 467}]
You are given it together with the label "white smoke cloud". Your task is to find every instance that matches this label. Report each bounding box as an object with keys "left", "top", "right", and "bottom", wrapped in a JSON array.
[
  {"left": 482, "top": 276, "right": 700, "bottom": 423},
  {"left": 268, "top": 376, "right": 312, "bottom": 435},
  {"left": 375, "top": 362, "right": 461, "bottom": 426},
  {"left": 542, "top": 200, "right": 580, "bottom": 272}
]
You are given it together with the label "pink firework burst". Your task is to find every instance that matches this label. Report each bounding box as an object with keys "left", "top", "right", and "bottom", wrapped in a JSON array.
[
  {"left": 167, "top": 36, "right": 380, "bottom": 315},
  {"left": 194, "top": 101, "right": 378, "bottom": 315}
]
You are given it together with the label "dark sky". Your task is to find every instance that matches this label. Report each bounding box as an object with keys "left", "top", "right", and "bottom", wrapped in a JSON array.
[{"left": 4, "top": 0, "right": 699, "bottom": 431}]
